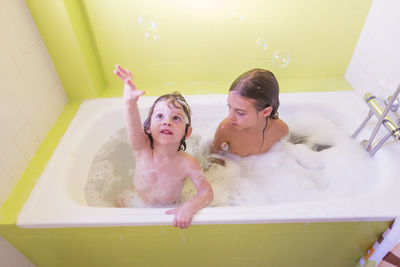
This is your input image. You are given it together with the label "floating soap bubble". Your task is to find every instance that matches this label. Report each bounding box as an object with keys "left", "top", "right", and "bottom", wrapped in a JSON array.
[
  {"left": 272, "top": 50, "right": 290, "bottom": 68},
  {"left": 143, "top": 27, "right": 160, "bottom": 45},
  {"left": 137, "top": 16, "right": 157, "bottom": 29},
  {"left": 255, "top": 37, "right": 268, "bottom": 51},
  {"left": 232, "top": 9, "right": 245, "bottom": 22},
  {"left": 137, "top": 16, "right": 150, "bottom": 27},
  {"left": 151, "top": 21, "right": 157, "bottom": 30},
  {"left": 137, "top": 16, "right": 145, "bottom": 26}
]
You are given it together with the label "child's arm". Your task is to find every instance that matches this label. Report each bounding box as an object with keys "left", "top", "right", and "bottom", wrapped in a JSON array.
[
  {"left": 114, "top": 65, "right": 148, "bottom": 151},
  {"left": 210, "top": 119, "right": 228, "bottom": 154},
  {"left": 166, "top": 159, "right": 214, "bottom": 229},
  {"left": 208, "top": 119, "right": 229, "bottom": 165}
]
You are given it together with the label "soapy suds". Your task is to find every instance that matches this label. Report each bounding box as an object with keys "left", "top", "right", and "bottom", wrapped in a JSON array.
[{"left": 84, "top": 111, "right": 378, "bottom": 208}]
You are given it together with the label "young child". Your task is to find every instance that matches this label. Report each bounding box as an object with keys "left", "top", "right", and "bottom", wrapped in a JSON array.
[
  {"left": 211, "top": 68, "right": 289, "bottom": 157},
  {"left": 114, "top": 65, "right": 213, "bottom": 229}
]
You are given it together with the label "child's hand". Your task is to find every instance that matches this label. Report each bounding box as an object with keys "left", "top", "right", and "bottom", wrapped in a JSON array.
[
  {"left": 166, "top": 206, "right": 195, "bottom": 229},
  {"left": 114, "top": 64, "right": 145, "bottom": 102}
]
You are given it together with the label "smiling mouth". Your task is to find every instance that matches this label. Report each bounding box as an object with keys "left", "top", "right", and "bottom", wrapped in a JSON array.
[{"left": 160, "top": 129, "right": 173, "bottom": 135}]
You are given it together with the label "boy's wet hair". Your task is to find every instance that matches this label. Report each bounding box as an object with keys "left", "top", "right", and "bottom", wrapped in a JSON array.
[
  {"left": 229, "top": 68, "right": 280, "bottom": 119},
  {"left": 143, "top": 92, "right": 192, "bottom": 151}
]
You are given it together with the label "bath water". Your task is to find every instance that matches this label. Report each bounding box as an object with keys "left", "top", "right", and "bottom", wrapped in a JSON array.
[{"left": 84, "top": 111, "right": 378, "bottom": 208}]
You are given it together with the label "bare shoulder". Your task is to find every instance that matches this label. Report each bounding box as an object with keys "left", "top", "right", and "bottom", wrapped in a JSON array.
[
  {"left": 179, "top": 151, "right": 204, "bottom": 177},
  {"left": 180, "top": 151, "right": 202, "bottom": 170},
  {"left": 218, "top": 118, "right": 234, "bottom": 136},
  {"left": 270, "top": 118, "right": 289, "bottom": 140},
  {"left": 211, "top": 117, "right": 233, "bottom": 153}
]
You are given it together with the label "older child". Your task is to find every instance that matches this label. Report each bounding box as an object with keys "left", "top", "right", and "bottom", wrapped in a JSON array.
[
  {"left": 211, "top": 69, "right": 289, "bottom": 157},
  {"left": 114, "top": 65, "right": 213, "bottom": 229}
]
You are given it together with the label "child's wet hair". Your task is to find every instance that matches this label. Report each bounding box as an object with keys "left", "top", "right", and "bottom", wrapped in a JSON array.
[
  {"left": 229, "top": 68, "right": 280, "bottom": 119},
  {"left": 229, "top": 69, "right": 280, "bottom": 152},
  {"left": 143, "top": 92, "right": 192, "bottom": 151}
]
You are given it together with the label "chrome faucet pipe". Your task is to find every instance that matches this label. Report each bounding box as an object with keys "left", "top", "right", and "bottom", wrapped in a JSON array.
[
  {"left": 369, "top": 132, "right": 394, "bottom": 156},
  {"left": 364, "top": 94, "right": 400, "bottom": 137},
  {"left": 351, "top": 110, "right": 373, "bottom": 139},
  {"left": 365, "top": 84, "right": 400, "bottom": 151}
]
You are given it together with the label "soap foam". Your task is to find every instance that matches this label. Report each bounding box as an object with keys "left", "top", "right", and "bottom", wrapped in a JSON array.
[{"left": 85, "top": 111, "right": 378, "bottom": 208}]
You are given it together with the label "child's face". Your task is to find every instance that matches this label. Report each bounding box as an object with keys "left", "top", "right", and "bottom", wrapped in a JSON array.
[
  {"left": 148, "top": 100, "right": 189, "bottom": 145},
  {"left": 227, "top": 91, "right": 265, "bottom": 130}
]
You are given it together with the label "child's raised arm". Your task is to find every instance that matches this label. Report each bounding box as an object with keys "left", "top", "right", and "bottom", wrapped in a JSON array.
[{"left": 114, "top": 65, "right": 147, "bottom": 151}]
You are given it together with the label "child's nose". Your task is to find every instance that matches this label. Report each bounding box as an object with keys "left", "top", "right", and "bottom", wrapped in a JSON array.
[
  {"left": 162, "top": 118, "right": 172, "bottom": 126},
  {"left": 228, "top": 111, "right": 236, "bottom": 121}
]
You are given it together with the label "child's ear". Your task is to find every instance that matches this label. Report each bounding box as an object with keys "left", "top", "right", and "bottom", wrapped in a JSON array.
[
  {"left": 261, "top": 106, "right": 273, "bottom": 118},
  {"left": 185, "top": 125, "right": 193, "bottom": 139},
  {"left": 145, "top": 127, "right": 151, "bottom": 134}
]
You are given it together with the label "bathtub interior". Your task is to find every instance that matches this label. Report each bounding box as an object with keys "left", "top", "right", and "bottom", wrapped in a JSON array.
[
  {"left": 17, "top": 91, "right": 400, "bottom": 228},
  {"left": 86, "top": 101, "right": 379, "bottom": 208}
]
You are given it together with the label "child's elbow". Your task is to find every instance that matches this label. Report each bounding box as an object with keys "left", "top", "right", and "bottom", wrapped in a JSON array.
[{"left": 199, "top": 183, "right": 214, "bottom": 205}]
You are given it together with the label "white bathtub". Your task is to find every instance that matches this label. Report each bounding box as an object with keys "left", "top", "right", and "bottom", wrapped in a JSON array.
[{"left": 17, "top": 91, "right": 400, "bottom": 228}]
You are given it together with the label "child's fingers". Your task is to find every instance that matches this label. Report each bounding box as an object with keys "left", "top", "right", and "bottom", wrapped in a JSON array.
[
  {"left": 114, "top": 65, "right": 133, "bottom": 85},
  {"left": 165, "top": 208, "right": 177, "bottom": 215},
  {"left": 178, "top": 221, "right": 186, "bottom": 229},
  {"left": 114, "top": 70, "right": 125, "bottom": 81},
  {"left": 183, "top": 217, "right": 192, "bottom": 228},
  {"left": 125, "top": 78, "right": 137, "bottom": 90},
  {"left": 115, "top": 64, "right": 130, "bottom": 77},
  {"left": 175, "top": 215, "right": 192, "bottom": 229},
  {"left": 177, "top": 218, "right": 191, "bottom": 229},
  {"left": 135, "top": 90, "right": 145, "bottom": 97},
  {"left": 166, "top": 209, "right": 192, "bottom": 228}
]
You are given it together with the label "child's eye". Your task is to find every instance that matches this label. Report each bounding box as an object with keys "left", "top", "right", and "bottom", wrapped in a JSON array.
[
  {"left": 173, "top": 116, "right": 182, "bottom": 122},
  {"left": 155, "top": 113, "right": 164, "bottom": 120},
  {"left": 237, "top": 111, "right": 245, "bottom": 116}
]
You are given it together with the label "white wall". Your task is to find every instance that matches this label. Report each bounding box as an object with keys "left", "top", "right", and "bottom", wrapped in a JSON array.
[
  {"left": 346, "top": 0, "right": 400, "bottom": 99},
  {"left": 0, "top": 0, "right": 68, "bottom": 266}
]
